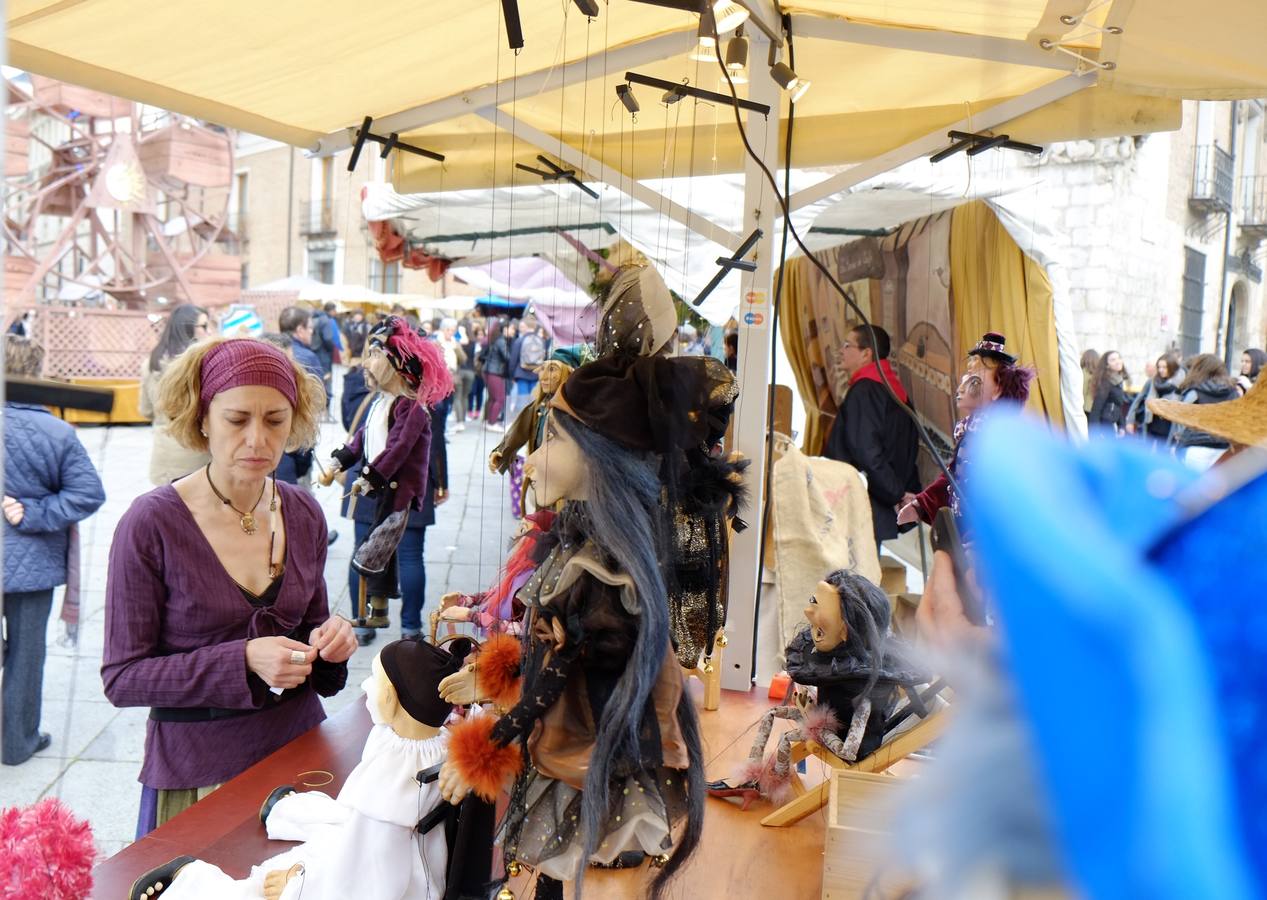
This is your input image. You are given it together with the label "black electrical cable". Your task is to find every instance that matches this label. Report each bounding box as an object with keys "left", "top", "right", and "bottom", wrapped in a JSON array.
[
  {"left": 748, "top": 15, "right": 797, "bottom": 680},
  {"left": 710, "top": 18, "right": 962, "bottom": 499}
]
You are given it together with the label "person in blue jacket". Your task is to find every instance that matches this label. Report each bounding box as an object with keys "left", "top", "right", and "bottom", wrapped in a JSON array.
[
  {"left": 338, "top": 365, "right": 448, "bottom": 645},
  {"left": 3, "top": 336, "right": 105, "bottom": 765}
]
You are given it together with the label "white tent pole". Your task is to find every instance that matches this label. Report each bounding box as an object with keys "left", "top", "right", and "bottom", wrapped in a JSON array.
[
  {"left": 787, "top": 71, "right": 1097, "bottom": 213},
  {"left": 475, "top": 106, "right": 743, "bottom": 251},
  {"left": 723, "top": 35, "right": 781, "bottom": 692},
  {"left": 788, "top": 14, "right": 1080, "bottom": 71},
  {"left": 311, "top": 30, "right": 695, "bottom": 156}
]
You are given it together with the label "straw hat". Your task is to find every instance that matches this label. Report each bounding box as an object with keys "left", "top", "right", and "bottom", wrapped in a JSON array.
[{"left": 1148, "top": 378, "right": 1267, "bottom": 447}]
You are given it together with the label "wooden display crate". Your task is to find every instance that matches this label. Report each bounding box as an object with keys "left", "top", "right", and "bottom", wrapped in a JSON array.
[
  {"left": 822, "top": 770, "right": 909, "bottom": 899},
  {"left": 30, "top": 75, "right": 132, "bottom": 119},
  {"left": 138, "top": 124, "right": 232, "bottom": 188}
]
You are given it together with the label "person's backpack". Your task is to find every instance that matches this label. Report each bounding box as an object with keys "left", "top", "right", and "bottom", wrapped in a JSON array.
[
  {"left": 518, "top": 332, "right": 546, "bottom": 369},
  {"left": 308, "top": 313, "right": 328, "bottom": 355}
]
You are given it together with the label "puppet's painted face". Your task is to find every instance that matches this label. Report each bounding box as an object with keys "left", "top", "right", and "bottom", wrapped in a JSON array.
[
  {"left": 364, "top": 344, "right": 403, "bottom": 393},
  {"left": 966, "top": 356, "right": 1002, "bottom": 402},
  {"left": 955, "top": 373, "right": 984, "bottom": 417},
  {"left": 363, "top": 655, "right": 395, "bottom": 726},
  {"left": 805, "top": 580, "right": 848, "bottom": 652},
  {"left": 525, "top": 412, "right": 587, "bottom": 507},
  {"left": 537, "top": 362, "right": 569, "bottom": 396}
]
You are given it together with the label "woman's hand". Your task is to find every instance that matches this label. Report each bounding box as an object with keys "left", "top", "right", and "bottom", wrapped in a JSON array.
[
  {"left": 2, "top": 496, "right": 24, "bottom": 526},
  {"left": 438, "top": 759, "right": 472, "bottom": 805},
  {"left": 309, "top": 616, "right": 357, "bottom": 664},
  {"left": 246, "top": 637, "right": 316, "bottom": 690}
]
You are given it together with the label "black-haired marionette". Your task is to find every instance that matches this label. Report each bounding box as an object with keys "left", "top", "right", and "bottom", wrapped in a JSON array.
[
  {"left": 435, "top": 354, "right": 726, "bottom": 900},
  {"left": 708, "top": 569, "right": 923, "bottom": 807},
  {"left": 324, "top": 316, "right": 453, "bottom": 630}
]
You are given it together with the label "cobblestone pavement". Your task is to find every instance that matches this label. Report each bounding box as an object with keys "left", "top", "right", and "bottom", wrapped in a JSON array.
[{"left": 0, "top": 405, "right": 518, "bottom": 859}]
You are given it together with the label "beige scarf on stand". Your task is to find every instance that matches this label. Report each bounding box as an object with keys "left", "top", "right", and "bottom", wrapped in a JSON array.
[{"left": 770, "top": 433, "right": 880, "bottom": 660}]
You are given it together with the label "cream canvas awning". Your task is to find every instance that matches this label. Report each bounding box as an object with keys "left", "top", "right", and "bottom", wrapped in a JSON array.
[{"left": 10, "top": 0, "right": 1267, "bottom": 196}]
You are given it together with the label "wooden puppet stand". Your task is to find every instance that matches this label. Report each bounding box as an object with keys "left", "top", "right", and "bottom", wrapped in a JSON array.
[{"left": 761, "top": 694, "right": 949, "bottom": 828}]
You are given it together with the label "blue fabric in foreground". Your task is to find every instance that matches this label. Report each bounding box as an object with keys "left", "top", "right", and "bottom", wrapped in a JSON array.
[{"left": 965, "top": 413, "right": 1260, "bottom": 900}]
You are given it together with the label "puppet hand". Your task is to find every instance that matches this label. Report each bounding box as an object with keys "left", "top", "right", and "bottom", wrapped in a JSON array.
[
  {"left": 439, "top": 591, "right": 464, "bottom": 611},
  {"left": 318, "top": 468, "right": 337, "bottom": 488},
  {"left": 488, "top": 451, "right": 503, "bottom": 473},
  {"left": 438, "top": 665, "right": 480, "bottom": 705},
  {"left": 309, "top": 616, "right": 357, "bottom": 664},
  {"left": 434, "top": 487, "right": 449, "bottom": 506},
  {"left": 896, "top": 502, "right": 919, "bottom": 526},
  {"left": 440, "top": 606, "right": 473, "bottom": 622},
  {"left": 438, "top": 759, "right": 472, "bottom": 804},
  {"left": 246, "top": 637, "right": 316, "bottom": 689},
  {"left": 351, "top": 477, "right": 372, "bottom": 496},
  {"left": 1125, "top": 423, "right": 1136, "bottom": 435},
  {"left": 2, "top": 496, "right": 24, "bottom": 526}
]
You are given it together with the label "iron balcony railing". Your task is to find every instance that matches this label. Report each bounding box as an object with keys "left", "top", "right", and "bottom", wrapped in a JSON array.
[
  {"left": 1239, "top": 174, "right": 1267, "bottom": 232},
  {"left": 1191, "top": 143, "right": 1234, "bottom": 213},
  {"left": 300, "top": 200, "right": 336, "bottom": 235}
]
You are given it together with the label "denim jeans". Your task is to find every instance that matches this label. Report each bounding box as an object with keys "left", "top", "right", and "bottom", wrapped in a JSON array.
[
  {"left": 349, "top": 521, "right": 428, "bottom": 633},
  {"left": 2, "top": 588, "right": 54, "bottom": 765}
]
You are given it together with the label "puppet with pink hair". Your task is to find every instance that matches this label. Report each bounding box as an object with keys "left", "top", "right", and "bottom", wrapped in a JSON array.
[
  {"left": 899, "top": 332, "right": 1036, "bottom": 527},
  {"left": 328, "top": 317, "right": 453, "bottom": 629}
]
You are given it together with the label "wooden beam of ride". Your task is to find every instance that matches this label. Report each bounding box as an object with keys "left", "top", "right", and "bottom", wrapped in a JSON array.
[
  {"left": 476, "top": 106, "right": 743, "bottom": 252},
  {"left": 310, "top": 30, "right": 696, "bottom": 157},
  {"left": 787, "top": 71, "right": 1097, "bottom": 213}
]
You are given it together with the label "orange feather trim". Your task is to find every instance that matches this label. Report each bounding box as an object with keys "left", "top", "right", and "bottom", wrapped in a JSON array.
[
  {"left": 477, "top": 633, "right": 522, "bottom": 708},
  {"left": 447, "top": 714, "right": 522, "bottom": 802}
]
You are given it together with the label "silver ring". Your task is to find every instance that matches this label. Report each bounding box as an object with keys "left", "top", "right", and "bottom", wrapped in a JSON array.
[{"left": 289, "top": 650, "right": 307, "bottom": 665}]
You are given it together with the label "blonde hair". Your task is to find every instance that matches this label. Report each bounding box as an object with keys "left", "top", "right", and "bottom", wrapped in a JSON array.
[{"left": 156, "top": 335, "right": 326, "bottom": 453}]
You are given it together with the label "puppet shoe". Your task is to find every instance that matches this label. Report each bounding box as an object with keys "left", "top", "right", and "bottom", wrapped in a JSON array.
[
  {"left": 356, "top": 630, "right": 376, "bottom": 646},
  {"left": 129, "top": 856, "right": 196, "bottom": 899},
  {"left": 706, "top": 778, "right": 763, "bottom": 811},
  {"left": 258, "top": 784, "right": 298, "bottom": 825}
]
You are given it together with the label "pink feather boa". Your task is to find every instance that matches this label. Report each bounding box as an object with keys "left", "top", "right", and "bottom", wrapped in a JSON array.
[{"left": 0, "top": 798, "right": 95, "bottom": 899}]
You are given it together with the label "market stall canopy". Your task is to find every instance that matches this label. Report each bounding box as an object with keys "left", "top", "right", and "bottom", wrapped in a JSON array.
[
  {"left": 251, "top": 275, "right": 386, "bottom": 306},
  {"left": 12, "top": 0, "right": 1265, "bottom": 194}
]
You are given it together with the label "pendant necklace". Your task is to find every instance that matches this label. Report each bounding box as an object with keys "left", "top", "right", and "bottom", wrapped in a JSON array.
[{"left": 205, "top": 464, "right": 268, "bottom": 535}]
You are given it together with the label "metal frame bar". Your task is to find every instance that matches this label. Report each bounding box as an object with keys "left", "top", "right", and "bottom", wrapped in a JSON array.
[
  {"left": 721, "top": 29, "right": 780, "bottom": 692},
  {"left": 788, "top": 13, "right": 1082, "bottom": 71},
  {"left": 788, "top": 71, "right": 1097, "bottom": 213},
  {"left": 625, "top": 70, "right": 771, "bottom": 115},
  {"left": 311, "top": 30, "right": 696, "bottom": 155},
  {"left": 476, "top": 106, "right": 742, "bottom": 251}
]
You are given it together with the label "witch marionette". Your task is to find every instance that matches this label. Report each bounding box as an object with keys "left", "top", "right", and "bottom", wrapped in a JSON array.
[
  {"left": 433, "top": 354, "right": 720, "bottom": 900},
  {"left": 708, "top": 569, "right": 923, "bottom": 807},
  {"left": 326, "top": 317, "right": 453, "bottom": 629},
  {"left": 593, "top": 263, "right": 747, "bottom": 669}
]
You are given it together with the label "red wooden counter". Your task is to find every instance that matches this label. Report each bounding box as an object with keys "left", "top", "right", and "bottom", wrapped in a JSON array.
[{"left": 91, "top": 701, "right": 373, "bottom": 899}]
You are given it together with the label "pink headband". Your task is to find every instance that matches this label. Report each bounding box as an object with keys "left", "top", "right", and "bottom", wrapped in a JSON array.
[{"left": 199, "top": 339, "right": 298, "bottom": 412}]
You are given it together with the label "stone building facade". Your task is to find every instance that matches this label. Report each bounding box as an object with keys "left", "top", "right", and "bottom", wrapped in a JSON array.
[
  {"left": 1023, "top": 99, "right": 1267, "bottom": 380},
  {"left": 229, "top": 134, "right": 458, "bottom": 297}
]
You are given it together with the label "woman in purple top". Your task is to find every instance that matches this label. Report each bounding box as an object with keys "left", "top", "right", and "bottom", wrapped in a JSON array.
[{"left": 102, "top": 337, "right": 358, "bottom": 836}]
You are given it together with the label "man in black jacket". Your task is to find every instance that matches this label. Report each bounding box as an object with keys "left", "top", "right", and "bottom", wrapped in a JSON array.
[{"left": 823, "top": 325, "right": 920, "bottom": 547}]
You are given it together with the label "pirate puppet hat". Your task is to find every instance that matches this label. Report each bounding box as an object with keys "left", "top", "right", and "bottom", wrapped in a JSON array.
[{"left": 968, "top": 332, "right": 1018, "bottom": 366}]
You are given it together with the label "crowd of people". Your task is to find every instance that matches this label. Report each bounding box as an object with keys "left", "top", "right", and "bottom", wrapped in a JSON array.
[{"left": 1083, "top": 344, "right": 1263, "bottom": 469}]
